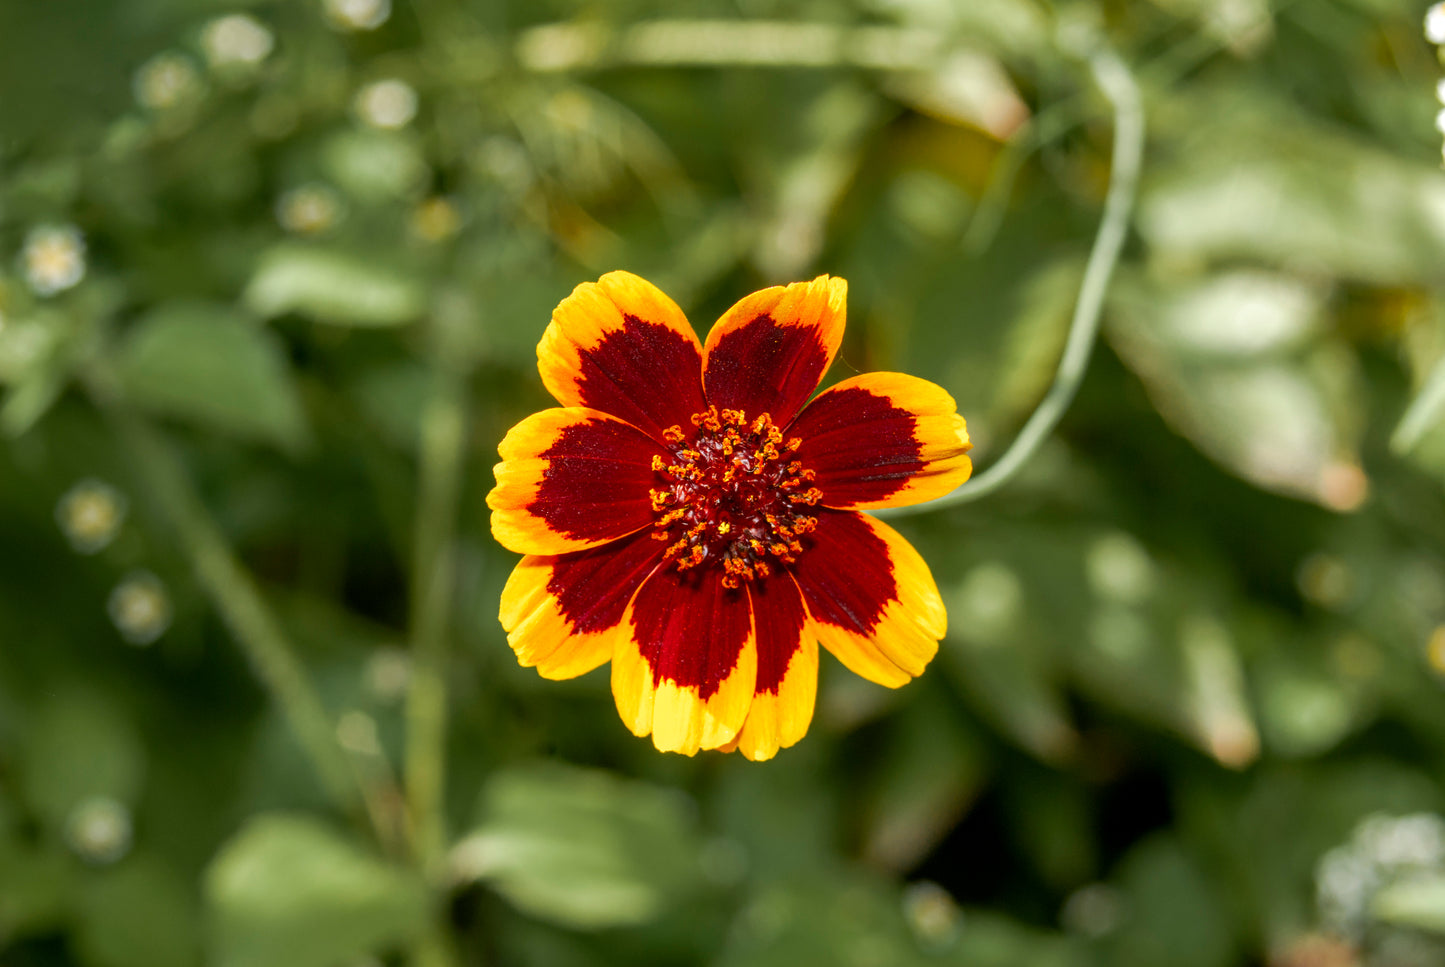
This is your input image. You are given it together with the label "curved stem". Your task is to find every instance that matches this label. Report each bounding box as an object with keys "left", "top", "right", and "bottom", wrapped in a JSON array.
[{"left": 882, "top": 44, "right": 1144, "bottom": 517}]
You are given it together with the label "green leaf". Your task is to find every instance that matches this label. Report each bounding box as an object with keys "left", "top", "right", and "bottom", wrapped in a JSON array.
[
  {"left": 1175, "top": 759, "right": 1440, "bottom": 944},
  {"left": 348, "top": 362, "right": 435, "bottom": 452},
  {"left": 115, "top": 302, "right": 309, "bottom": 451},
  {"left": 1256, "top": 659, "right": 1361, "bottom": 759},
  {"left": 75, "top": 854, "right": 201, "bottom": 967},
  {"left": 1392, "top": 348, "right": 1445, "bottom": 455},
  {"left": 1145, "top": 0, "right": 1273, "bottom": 55},
  {"left": 717, "top": 872, "right": 929, "bottom": 967},
  {"left": 939, "top": 554, "right": 1079, "bottom": 761},
  {"left": 0, "top": 835, "right": 72, "bottom": 939},
  {"left": 322, "top": 129, "right": 427, "bottom": 201},
  {"left": 243, "top": 245, "right": 426, "bottom": 327},
  {"left": 1102, "top": 835, "right": 1237, "bottom": 967},
  {"left": 860, "top": 693, "right": 988, "bottom": 871},
  {"left": 1108, "top": 269, "right": 1363, "bottom": 506},
  {"left": 20, "top": 686, "right": 146, "bottom": 832},
  {"left": 0, "top": 310, "right": 62, "bottom": 385},
  {"left": 203, "top": 813, "right": 428, "bottom": 967},
  {"left": 946, "top": 910, "right": 1086, "bottom": 967},
  {"left": 720, "top": 872, "right": 1084, "bottom": 967},
  {"left": 1372, "top": 875, "right": 1445, "bottom": 934},
  {"left": 1, "top": 364, "right": 67, "bottom": 438},
  {"left": 1139, "top": 89, "right": 1445, "bottom": 285},
  {"left": 865, "top": 0, "right": 1050, "bottom": 60},
  {"left": 0, "top": 306, "right": 76, "bottom": 436},
  {"left": 1003, "top": 769, "right": 1097, "bottom": 888},
  {"left": 456, "top": 763, "right": 705, "bottom": 929}
]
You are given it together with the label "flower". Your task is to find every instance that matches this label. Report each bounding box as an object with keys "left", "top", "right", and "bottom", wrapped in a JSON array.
[
  {"left": 66, "top": 796, "right": 133, "bottom": 864},
  {"left": 56, "top": 478, "right": 128, "bottom": 554},
  {"left": 107, "top": 570, "right": 172, "bottom": 646},
  {"left": 324, "top": 0, "right": 391, "bottom": 32},
  {"left": 201, "top": 14, "right": 275, "bottom": 70},
  {"left": 276, "top": 183, "right": 344, "bottom": 235},
  {"left": 21, "top": 225, "right": 86, "bottom": 296},
  {"left": 133, "top": 51, "right": 204, "bottom": 112},
  {"left": 354, "top": 78, "right": 418, "bottom": 129},
  {"left": 1429, "top": 3, "right": 1445, "bottom": 46},
  {"left": 487, "top": 273, "right": 971, "bottom": 760}
]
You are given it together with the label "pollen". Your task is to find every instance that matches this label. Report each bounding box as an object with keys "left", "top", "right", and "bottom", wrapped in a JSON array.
[{"left": 651, "top": 406, "right": 820, "bottom": 587}]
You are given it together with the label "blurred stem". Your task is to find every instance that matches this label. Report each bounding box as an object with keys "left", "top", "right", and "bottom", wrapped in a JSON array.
[
  {"left": 96, "top": 390, "right": 374, "bottom": 827},
  {"left": 404, "top": 365, "right": 468, "bottom": 966},
  {"left": 1392, "top": 351, "right": 1445, "bottom": 455},
  {"left": 882, "top": 43, "right": 1144, "bottom": 516},
  {"left": 515, "top": 20, "right": 953, "bottom": 72}
]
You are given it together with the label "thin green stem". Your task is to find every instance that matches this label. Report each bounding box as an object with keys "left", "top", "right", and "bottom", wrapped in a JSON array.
[
  {"left": 102, "top": 400, "right": 364, "bottom": 815},
  {"left": 404, "top": 373, "right": 468, "bottom": 876},
  {"left": 882, "top": 44, "right": 1144, "bottom": 517}
]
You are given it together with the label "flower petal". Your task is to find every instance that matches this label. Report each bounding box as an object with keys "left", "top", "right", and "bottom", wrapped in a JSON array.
[
  {"left": 790, "top": 372, "right": 972, "bottom": 509},
  {"left": 499, "top": 531, "right": 666, "bottom": 679},
  {"left": 488, "top": 407, "right": 666, "bottom": 555},
  {"left": 702, "top": 275, "right": 846, "bottom": 427},
  {"left": 728, "top": 576, "right": 817, "bottom": 761},
  {"left": 789, "top": 510, "right": 945, "bottom": 688},
  {"left": 539, "top": 271, "right": 706, "bottom": 440},
  {"left": 611, "top": 565, "right": 757, "bottom": 755}
]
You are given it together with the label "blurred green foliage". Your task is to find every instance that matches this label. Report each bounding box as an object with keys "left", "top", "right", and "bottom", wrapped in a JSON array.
[{"left": 4, "top": 0, "right": 1445, "bottom": 965}]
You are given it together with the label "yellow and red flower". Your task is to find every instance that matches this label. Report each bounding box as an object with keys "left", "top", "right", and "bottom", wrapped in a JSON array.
[{"left": 488, "top": 272, "right": 972, "bottom": 760}]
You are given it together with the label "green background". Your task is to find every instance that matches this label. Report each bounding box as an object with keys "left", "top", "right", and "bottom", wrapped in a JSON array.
[{"left": 4, "top": 0, "right": 1445, "bottom": 965}]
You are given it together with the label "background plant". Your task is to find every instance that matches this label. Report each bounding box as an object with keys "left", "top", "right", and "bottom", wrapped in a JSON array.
[{"left": 4, "top": 1, "right": 1445, "bottom": 966}]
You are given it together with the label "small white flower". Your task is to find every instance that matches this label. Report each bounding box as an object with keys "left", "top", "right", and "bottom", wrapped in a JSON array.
[
  {"left": 1428, "top": 3, "right": 1445, "bottom": 45},
  {"left": 1435, "top": 107, "right": 1445, "bottom": 137},
  {"left": 56, "top": 479, "right": 128, "bottom": 554},
  {"left": 22, "top": 225, "right": 86, "bottom": 296},
  {"left": 1360, "top": 813, "right": 1445, "bottom": 870},
  {"left": 1317, "top": 845, "right": 1377, "bottom": 936},
  {"left": 66, "top": 797, "right": 133, "bottom": 865},
  {"left": 276, "top": 183, "right": 344, "bottom": 235},
  {"left": 901, "top": 882, "right": 962, "bottom": 948},
  {"left": 354, "top": 78, "right": 418, "bottom": 129},
  {"left": 1316, "top": 811, "right": 1445, "bottom": 940},
  {"left": 108, "top": 571, "right": 172, "bottom": 646},
  {"left": 133, "top": 51, "right": 203, "bottom": 111},
  {"left": 324, "top": 0, "right": 391, "bottom": 31},
  {"left": 202, "top": 14, "right": 275, "bottom": 69}
]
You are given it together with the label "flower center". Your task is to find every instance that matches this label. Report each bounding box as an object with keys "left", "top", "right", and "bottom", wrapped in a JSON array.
[{"left": 650, "top": 406, "right": 822, "bottom": 588}]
